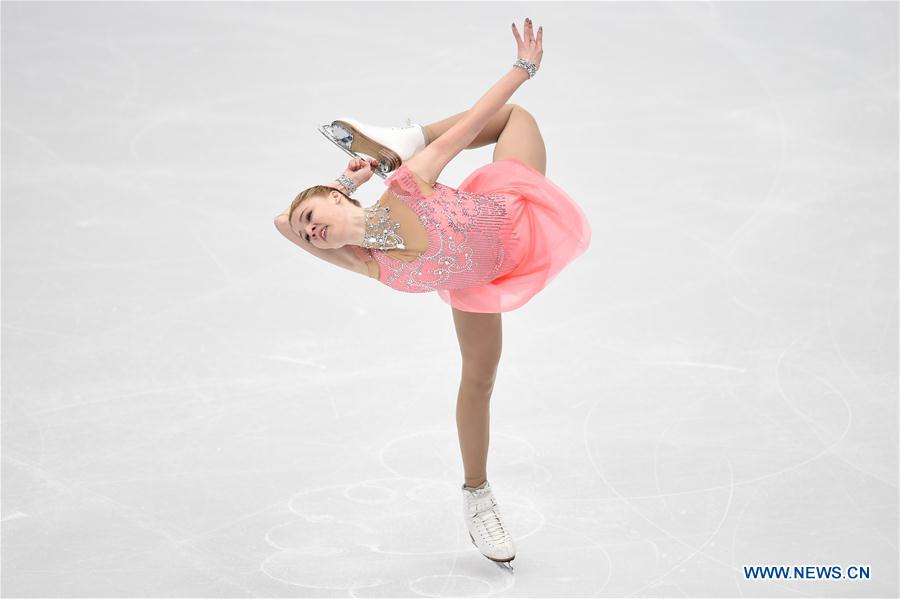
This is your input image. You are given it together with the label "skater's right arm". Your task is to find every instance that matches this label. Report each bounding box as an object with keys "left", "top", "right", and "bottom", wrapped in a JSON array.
[
  {"left": 406, "top": 68, "right": 529, "bottom": 187},
  {"left": 405, "top": 19, "right": 543, "bottom": 185}
]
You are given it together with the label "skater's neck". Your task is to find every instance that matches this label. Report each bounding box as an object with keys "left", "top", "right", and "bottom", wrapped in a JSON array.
[{"left": 345, "top": 202, "right": 368, "bottom": 247}]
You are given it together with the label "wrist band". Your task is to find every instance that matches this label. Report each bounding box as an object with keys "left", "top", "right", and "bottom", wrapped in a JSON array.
[
  {"left": 513, "top": 58, "right": 538, "bottom": 79},
  {"left": 336, "top": 173, "right": 358, "bottom": 195}
]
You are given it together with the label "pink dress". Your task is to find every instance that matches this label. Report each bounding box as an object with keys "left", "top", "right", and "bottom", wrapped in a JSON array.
[{"left": 355, "top": 158, "right": 591, "bottom": 313}]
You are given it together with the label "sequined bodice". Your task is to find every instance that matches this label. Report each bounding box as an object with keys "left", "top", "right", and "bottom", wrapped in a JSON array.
[{"left": 360, "top": 164, "right": 522, "bottom": 293}]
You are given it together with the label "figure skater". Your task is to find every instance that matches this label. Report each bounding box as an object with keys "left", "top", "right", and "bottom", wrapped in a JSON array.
[{"left": 274, "top": 18, "right": 590, "bottom": 568}]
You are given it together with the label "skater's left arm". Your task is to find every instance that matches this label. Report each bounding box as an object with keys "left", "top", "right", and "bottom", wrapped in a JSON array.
[
  {"left": 272, "top": 161, "right": 379, "bottom": 277},
  {"left": 274, "top": 212, "right": 369, "bottom": 277}
]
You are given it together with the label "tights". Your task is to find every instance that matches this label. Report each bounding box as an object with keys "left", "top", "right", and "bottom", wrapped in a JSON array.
[
  {"left": 418, "top": 104, "right": 519, "bottom": 490},
  {"left": 422, "top": 104, "right": 516, "bottom": 152}
]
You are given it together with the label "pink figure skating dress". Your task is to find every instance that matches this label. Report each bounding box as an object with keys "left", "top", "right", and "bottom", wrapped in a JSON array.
[{"left": 352, "top": 158, "right": 591, "bottom": 313}]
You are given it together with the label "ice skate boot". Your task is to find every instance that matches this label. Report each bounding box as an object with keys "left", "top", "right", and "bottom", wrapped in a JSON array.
[
  {"left": 462, "top": 480, "right": 516, "bottom": 570},
  {"left": 317, "top": 117, "right": 427, "bottom": 179}
]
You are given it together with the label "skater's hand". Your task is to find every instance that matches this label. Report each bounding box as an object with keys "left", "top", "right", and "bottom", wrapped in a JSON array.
[
  {"left": 345, "top": 157, "right": 380, "bottom": 186},
  {"left": 512, "top": 18, "right": 542, "bottom": 72}
]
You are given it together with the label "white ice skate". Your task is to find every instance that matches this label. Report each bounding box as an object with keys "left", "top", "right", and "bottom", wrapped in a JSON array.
[
  {"left": 317, "top": 117, "right": 427, "bottom": 179},
  {"left": 462, "top": 481, "right": 516, "bottom": 570}
]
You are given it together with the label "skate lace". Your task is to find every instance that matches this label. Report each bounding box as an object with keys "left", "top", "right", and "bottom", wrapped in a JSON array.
[{"left": 473, "top": 499, "right": 509, "bottom": 545}]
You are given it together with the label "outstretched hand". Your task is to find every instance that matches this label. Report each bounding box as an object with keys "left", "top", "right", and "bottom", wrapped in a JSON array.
[{"left": 512, "top": 17, "right": 543, "bottom": 71}]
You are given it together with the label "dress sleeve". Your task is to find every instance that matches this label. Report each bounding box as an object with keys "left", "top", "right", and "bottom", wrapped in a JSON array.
[{"left": 385, "top": 164, "right": 432, "bottom": 199}]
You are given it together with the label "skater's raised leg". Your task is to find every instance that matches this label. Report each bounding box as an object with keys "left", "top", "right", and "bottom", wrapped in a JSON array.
[
  {"left": 492, "top": 104, "right": 547, "bottom": 174},
  {"left": 422, "top": 103, "right": 517, "bottom": 149},
  {"left": 321, "top": 104, "right": 519, "bottom": 175}
]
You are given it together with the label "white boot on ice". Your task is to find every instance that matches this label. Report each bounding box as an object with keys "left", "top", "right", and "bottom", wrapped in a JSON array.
[{"left": 462, "top": 480, "right": 516, "bottom": 565}]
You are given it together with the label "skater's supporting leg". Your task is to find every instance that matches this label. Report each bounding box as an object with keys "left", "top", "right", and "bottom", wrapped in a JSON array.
[
  {"left": 457, "top": 380, "right": 491, "bottom": 489},
  {"left": 422, "top": 103, "right": 516, "bottom": 149},
  {"left": 452, "top": 307, "right": 502, "bottom": 489}
]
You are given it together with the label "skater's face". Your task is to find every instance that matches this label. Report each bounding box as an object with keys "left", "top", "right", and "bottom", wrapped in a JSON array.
[{"left": 291, "top": 191, "right": 347, "bottom": 249}]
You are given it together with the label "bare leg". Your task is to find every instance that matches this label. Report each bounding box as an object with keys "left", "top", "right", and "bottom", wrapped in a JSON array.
[
  {"left": 452, "top": 307, "right": 502, "bottom": 489},
  {"left": 492, "top": 105, "right": 547, "bottom": 174},
  {"left": 457, "top": 380, "right": 491, "bottom": 489},
  {"left": 422, "top": 104, "right": 516, "bottom": 150}
]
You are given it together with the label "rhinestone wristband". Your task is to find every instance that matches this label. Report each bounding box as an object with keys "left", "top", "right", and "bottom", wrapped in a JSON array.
[
  {"left": 513, "top": 58, "right": 538, "bottom": 79},
  {"left": 336, "top": 173, "right": 358, "bottom": 195}
]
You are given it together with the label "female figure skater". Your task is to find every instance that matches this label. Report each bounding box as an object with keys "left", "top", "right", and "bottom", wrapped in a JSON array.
[{"left": 274, "top": 18, "right": 590, "bottom": 568}]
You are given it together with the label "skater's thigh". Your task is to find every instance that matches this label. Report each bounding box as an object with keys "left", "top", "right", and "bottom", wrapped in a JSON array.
[
  {"left": 492, "top": 105, "right": 546, "bottom": 175},
  {"left": 452, "top": 307, "right": 502, "bottom": 386}
]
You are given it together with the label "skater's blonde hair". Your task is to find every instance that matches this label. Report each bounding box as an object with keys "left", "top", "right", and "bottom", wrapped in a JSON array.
[{"left": 287, "top": 185, "right": 361, "bottom": 228}]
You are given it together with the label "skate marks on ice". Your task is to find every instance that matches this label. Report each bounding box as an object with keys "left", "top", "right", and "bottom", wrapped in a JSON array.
[
  {"left": 260, "top": 477, "right": 520, "bottom": 594},
  {"left": 375, "top": 427, "right": 619, "bottom": 592},
  {"left": 258, "top": 428, "right": 601, "bottom": 593}
]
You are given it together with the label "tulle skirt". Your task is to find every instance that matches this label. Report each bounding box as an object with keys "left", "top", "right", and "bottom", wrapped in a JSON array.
[{"left": 435, "top": 158, "right": 592, "bottom": 313}]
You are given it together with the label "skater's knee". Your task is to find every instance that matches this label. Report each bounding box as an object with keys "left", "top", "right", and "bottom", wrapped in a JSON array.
[
  {"left": 502, "top": 104, "right": 520, "bottom": 126},
  {"left": 460, "top": 367, "right": 497, "bottom": 396},
  {"left": 509, "top": 104, "right": 535, "bottom": 122}
]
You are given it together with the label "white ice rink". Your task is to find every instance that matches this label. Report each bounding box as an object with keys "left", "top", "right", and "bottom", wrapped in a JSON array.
[{"left": 2, "top": 1, "right": 897, "bottom": 597}]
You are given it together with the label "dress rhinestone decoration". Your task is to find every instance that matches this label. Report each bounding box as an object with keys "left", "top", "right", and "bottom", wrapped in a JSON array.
[{"left": 361, "top": 204, "right": 406, "bottom": 250}]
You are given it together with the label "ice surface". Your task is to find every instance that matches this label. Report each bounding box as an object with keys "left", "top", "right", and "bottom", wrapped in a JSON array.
[{"left": 2, "top": 2, "right": 897, "bottom": 597}]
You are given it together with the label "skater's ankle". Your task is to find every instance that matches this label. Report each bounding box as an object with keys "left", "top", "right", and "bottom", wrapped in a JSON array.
[
  {"left": 464, "top": 479, "right": 487, "bottom": 490},
  {"left": 422, "top": 124, "right": 435, "bottom": 146}
]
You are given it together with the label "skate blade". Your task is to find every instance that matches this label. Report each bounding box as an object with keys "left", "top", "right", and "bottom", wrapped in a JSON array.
[
  {"left": 332, "top": 119, "right": 403, "bottom": 174},
  {"left": 317, "top": 123, "right": 394, "bottom": 180}
]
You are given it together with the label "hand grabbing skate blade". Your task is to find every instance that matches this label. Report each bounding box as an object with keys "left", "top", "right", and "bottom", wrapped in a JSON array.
[{"left": 317, "top": 124, "right": 390, "bottom": 179}]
